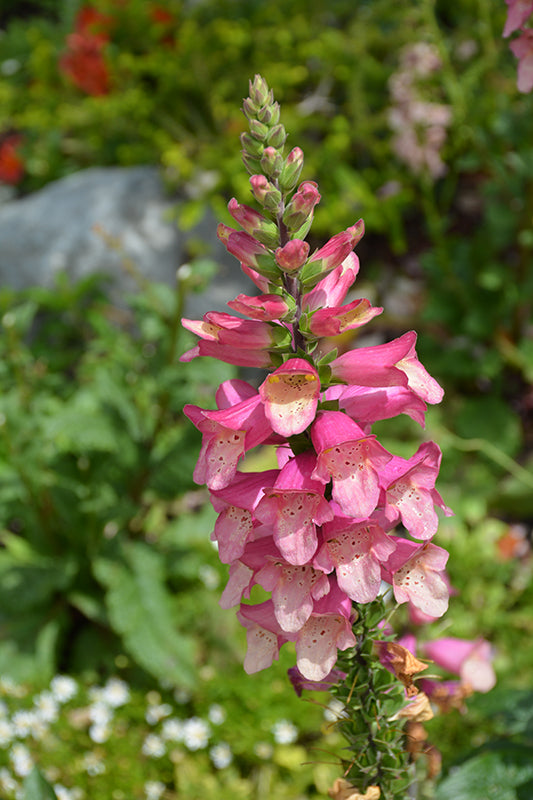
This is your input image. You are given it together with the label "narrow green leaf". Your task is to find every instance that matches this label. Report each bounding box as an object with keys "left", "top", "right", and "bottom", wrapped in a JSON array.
[{"left": 21, "top": 767, "right": 59, "bottom": 800}]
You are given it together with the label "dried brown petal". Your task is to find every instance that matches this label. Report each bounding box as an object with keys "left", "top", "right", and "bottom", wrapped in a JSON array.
[{"left": 328, "top": 778, "right": 381, "bottom": 800}]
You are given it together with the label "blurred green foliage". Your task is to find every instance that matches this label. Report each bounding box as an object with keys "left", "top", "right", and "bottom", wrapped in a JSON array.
[{"left": 0, "top": 0, "right": 533, "bottom": 796}]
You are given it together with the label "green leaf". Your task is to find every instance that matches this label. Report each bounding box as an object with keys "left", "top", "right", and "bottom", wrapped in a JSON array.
[
  {"left": 94, "top": 541, "right": 197, "bottom": 688},
  {"left": 436, "top": 745, "right": 533, "bottom": 800},
  {"left": 21, "top": 767, "right": 59, "bottom": 800}
]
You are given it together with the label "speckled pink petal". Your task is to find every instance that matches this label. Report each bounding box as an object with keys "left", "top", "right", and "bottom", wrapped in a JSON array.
[
  {"left": 269, "top": 564, "right": 330, "bottom": 632},
  {"left": 203, "top": 427, "right": 246, "bottom": 490},
  {"left": 393, "top": 551, "right": 449, "bottom": 618},
  {"left": 213, "top": 506, "right": 254, "bottom": 563},
  {"left": 219, "top": 561, "right": 254, "bottom": 608},
  {"left": 256, "top": 491, "right": 323, "bottom": 565},
  {"left": 320, "top": 439, "right": 390, "bottom": 519},
  {"left": 296, "top": 615, "right": 356, "bottom": 681},
  {"left": 387, "top": 482, "right": 438, "bottom": 540},
  {"left": 259, "top": 359, "right": 320, "bottom": 437}
]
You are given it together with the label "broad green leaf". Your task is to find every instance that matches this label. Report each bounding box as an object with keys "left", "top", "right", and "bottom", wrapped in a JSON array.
[
  {"left": 21, "top": 767, "right": 59, "bottom": 800},
  {"left": 436, "top": 745, "right": 533, "bottom": 800},
  {"left": 94, "top": 541, "right": 197, "bottom": 688},
  {"left": 0, "top": 615, "right": 64, "bottom": 684}
]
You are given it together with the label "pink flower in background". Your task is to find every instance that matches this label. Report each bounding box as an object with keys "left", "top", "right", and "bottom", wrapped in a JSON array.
[
  {"left": 503, "top": 0, "right": 533, "bottom": 37},
  {"left": 503, "top": 0, "right": 533, "bottom": 92},
  {"left": 422, "top": 637, "right": 496, "bottom": 693}
]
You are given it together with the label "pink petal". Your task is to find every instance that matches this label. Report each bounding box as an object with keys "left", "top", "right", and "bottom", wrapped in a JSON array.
[{"left": 259, "top": 358, "right": 320, "bottom": 436}]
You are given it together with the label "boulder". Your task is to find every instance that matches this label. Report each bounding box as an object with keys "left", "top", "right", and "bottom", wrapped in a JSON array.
[{"left": 0, "top": 166, "right": 245, "bottom": 315}]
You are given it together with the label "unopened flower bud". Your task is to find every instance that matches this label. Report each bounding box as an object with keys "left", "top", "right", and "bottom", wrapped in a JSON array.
[
  {"left": 257, "top": 99, "right": 275, "bottom": 121},
  {"left": 279, "top": 147, "right": 304, "bottom": 191},
  {"left": 241, "top": 152, "right": 262, "bottom": 175},
  {"left": 283, "top": 181, "right": 321, "bottom": 230},
  {"left": 258, "top": 101, "right": 280, "bottom": 126},
  {"left": 240, "top": 132, "right": 264, "bottom": 158},
  {"left": 249, "top": 74, "right": 270, "bottom": 106},
  {"left": 266, "top": 124, "right": 287, "bottom": 148},
  {"left": 242, "top": 97, "right": 257, "bottom": 120},
  {"left": 275, "top": 239, "right": 310, "bottom": 273},
  {"left": 249, "top": 119, "right": 270, "bottom": 141},
  {"left": 260, "top": 146, "right": 283, "bottom": 178},
  {"left": 249, "top": 174, "right": 282, "bottom": 211},
  {"left": 228, "top": 198, "right": 279, "bottom": 248}
]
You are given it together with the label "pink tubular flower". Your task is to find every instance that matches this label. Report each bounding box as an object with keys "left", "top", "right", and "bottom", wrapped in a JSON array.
[
  {"left": 509, "top": 29, "right": 533, "bottom": 93},
  {"left": 381, "top": 538, "right": 449, "bottom": 618},
  {"left": 255, "top": 558, "right": 331, "bottom": 632},
  {"left": 315, "top": 515, "right": 397, "bottom": 604},
  {"left": 503, "top": 0, "right": 533, "bottom": 37},
  {"left": 293, "top": 581, "right": 357, "bottom": 681},
  {"left": 237, "top": 600, "right": 291, "bottom": 673},
  {"left": 182, "top": 311, "right": 288, "bottom": 350},
  {"left": 330, "top": 331, "right": 443, "bottom": 403},
  {"left": 228, "top": 197, "right": 277, "bottom": 240},
  {"left": 217, "top": 224, "right": 276, "bottom": 275},
  {"left": 210, "top": 469, "right": 279, "bottom": 562},
  {"left": 226, "top": 293, "right": 292, "bottom": 321},
  {"left": 311, "top": 411, "right": 393, "bottom": 519},
  {"left": 259, "top": 358, "right": 320, "bottom": 437},
  {"left": 325, "top": 384, "right": 428, "bottom": 430},
  {"left": 422, "top": 637, "right": 496, "bottom": 693},
  {"left": 275, "top": 239, "right": 310, "bottom": 272},
  {"left": 302, "top": 253, "right": 360, "bottom": 311},
  {"left": 378, "top": 441, "right": 453, "bottom": 540},
  {"left": 305, "top": 221, "right": 365, "bottom": 275},
  {"left": 307, "top": 297, "right": 383, "bottom": 338},
  {"left": 254, "top": 451, "right": 333, "bottom": 564},
  {"left": 184, "top": 383, "right": 274, "bottom": 490}
]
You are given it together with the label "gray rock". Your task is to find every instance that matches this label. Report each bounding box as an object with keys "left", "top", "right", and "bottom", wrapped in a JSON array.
[{"left": 0, "top": 166, "right": 247, "bottom": 315}]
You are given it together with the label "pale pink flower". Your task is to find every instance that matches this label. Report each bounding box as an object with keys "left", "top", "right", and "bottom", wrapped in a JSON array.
[
  {"left": 510, "top": 29, "right": 533, "bottom": 92},
  {"left": 382, "top": 538, "right": 449, "bottom": 618},
  {"left": 311, "top": 410, "right": 392, "bottom": 519},
  {"left": 254, "top": 451, "right": 333, "bottom": 564},
  {"left": 378, "top": 442, "right": 453, "bottom": 540},
  {"left": 422, "top": 637, "right": 496, "bottom": 692},
  {"left": 315, "top": 515, "right": 396, "bottom": 603},
  {"left": 255, "top": 557, "right": 330, "bottom": 632},
  {"left": 503, "top": 0, "right": 533, "bottom": 37},
  {"left": 259, "top": 358, "right": 320, "bottom": 437}
]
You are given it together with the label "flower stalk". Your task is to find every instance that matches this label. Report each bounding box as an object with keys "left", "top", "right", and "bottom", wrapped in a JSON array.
[{"left": 180, "top": 74, "right": 488, "bottom": 798}]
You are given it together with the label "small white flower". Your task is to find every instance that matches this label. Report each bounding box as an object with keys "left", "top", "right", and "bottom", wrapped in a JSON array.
[
  {"left": 323, "top": 699, "right": 348, "bottom": 722},
  {"left": 50, "top": 675, "right": 78, "bottom": 703},
  {"left": 182, "top": 717, "right": 210, "bottom": 751},
  {"left": 198, "top": 564, "right": 219, "bottom": 590},
  {"left": 89, "top": 723, "right": 111, "bottom": 744},
  {"left": 0, "top": 718, "right": 14, "bottom": 746},
  {"left": 10, "top": 743, "right": 33, "bottom": 777},
  {"left": 144, "top": 780, "right": 166, "bottom": 800},
  {"left": 0, "top": 766, "right": 18, "bottom": 793},
  {"left": 142, "top": 733, "right": 166, "bottom": 758},
  {"left": 209, "top": 742, "right": 233, "bottom": 769},
  {"left": 173, "top": 688, "right": 191, "bottom": 705},
  {"left": 88, "top": 703, "right": 112, "bottom": 727},
  {"left": 145, "top": 703, "right": 172, "bottom": 725},
  {"left": 81, "top": 752, "right": 106, "bottom": 776},
  {"left": 11, "top": 710, "right": 40, "bottom": 740},
  {"left": 33, "top": 691, "right": 59, "bottom": 723},
  {"left": 161, "top": 717, "right": 185, "bottom": 742},
  {"left": 254, "top": 741, "right": 273, "bottom": 760},
  {"left": 271, "top": 719, "right": 298, "bottom": 745},
  {"left": 1, "top": 59, "right": 20, "bottom": 76},
  {"left": 207, "top": 704, "right": 226, "bottom": 725},
  {"left": 101, "top": 678, "right": 130, "bottom": 708},
  {"left": 0, "top": 699, "right": 9, "bottom": 716},
  {"left": 53, "top": 785, "right": 76, "bottom": 800}
]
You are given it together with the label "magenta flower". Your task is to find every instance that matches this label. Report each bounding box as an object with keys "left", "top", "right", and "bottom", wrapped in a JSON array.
[
  {"left": 259, "top": 358, "right": 320, "bottom": 437},
  {"left": 311, "top": 410, "right": 392, "bottom": 519},
  {"left": 422, "top": 637, "right": 496, "bottom": 693},
  {"left": 325, "top": 384, "right": 428, "bottom": 429},
  {"left": 307, "top": 297, "right": 383, "bottom": 338},
  {"left": 302, "top": 253, "right": 360, "bottom": 311},
  {"left": 275, "top": 239, "right": 310, "bottom": 272},
  {"left": 503, "top": 0, "right": 533, "bottom": 37},
  {"left": 255, "top": 558, "right": 330, "bottom": 632},
  {"left": 510, "top": 29, "right": 533, "bottom": 93}
]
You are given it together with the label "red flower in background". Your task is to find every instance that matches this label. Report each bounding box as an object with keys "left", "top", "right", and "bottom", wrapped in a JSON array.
[
  {"left": 0, "top": 134, "right": 24, "bottom": 185},
  {"left": 59, "top": 5, "right": 112, "bottom": 96}
]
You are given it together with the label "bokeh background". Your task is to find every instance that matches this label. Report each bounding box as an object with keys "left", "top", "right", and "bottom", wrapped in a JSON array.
[{"left": 0, "top": 1, "right": 532, "bottom": 799}]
